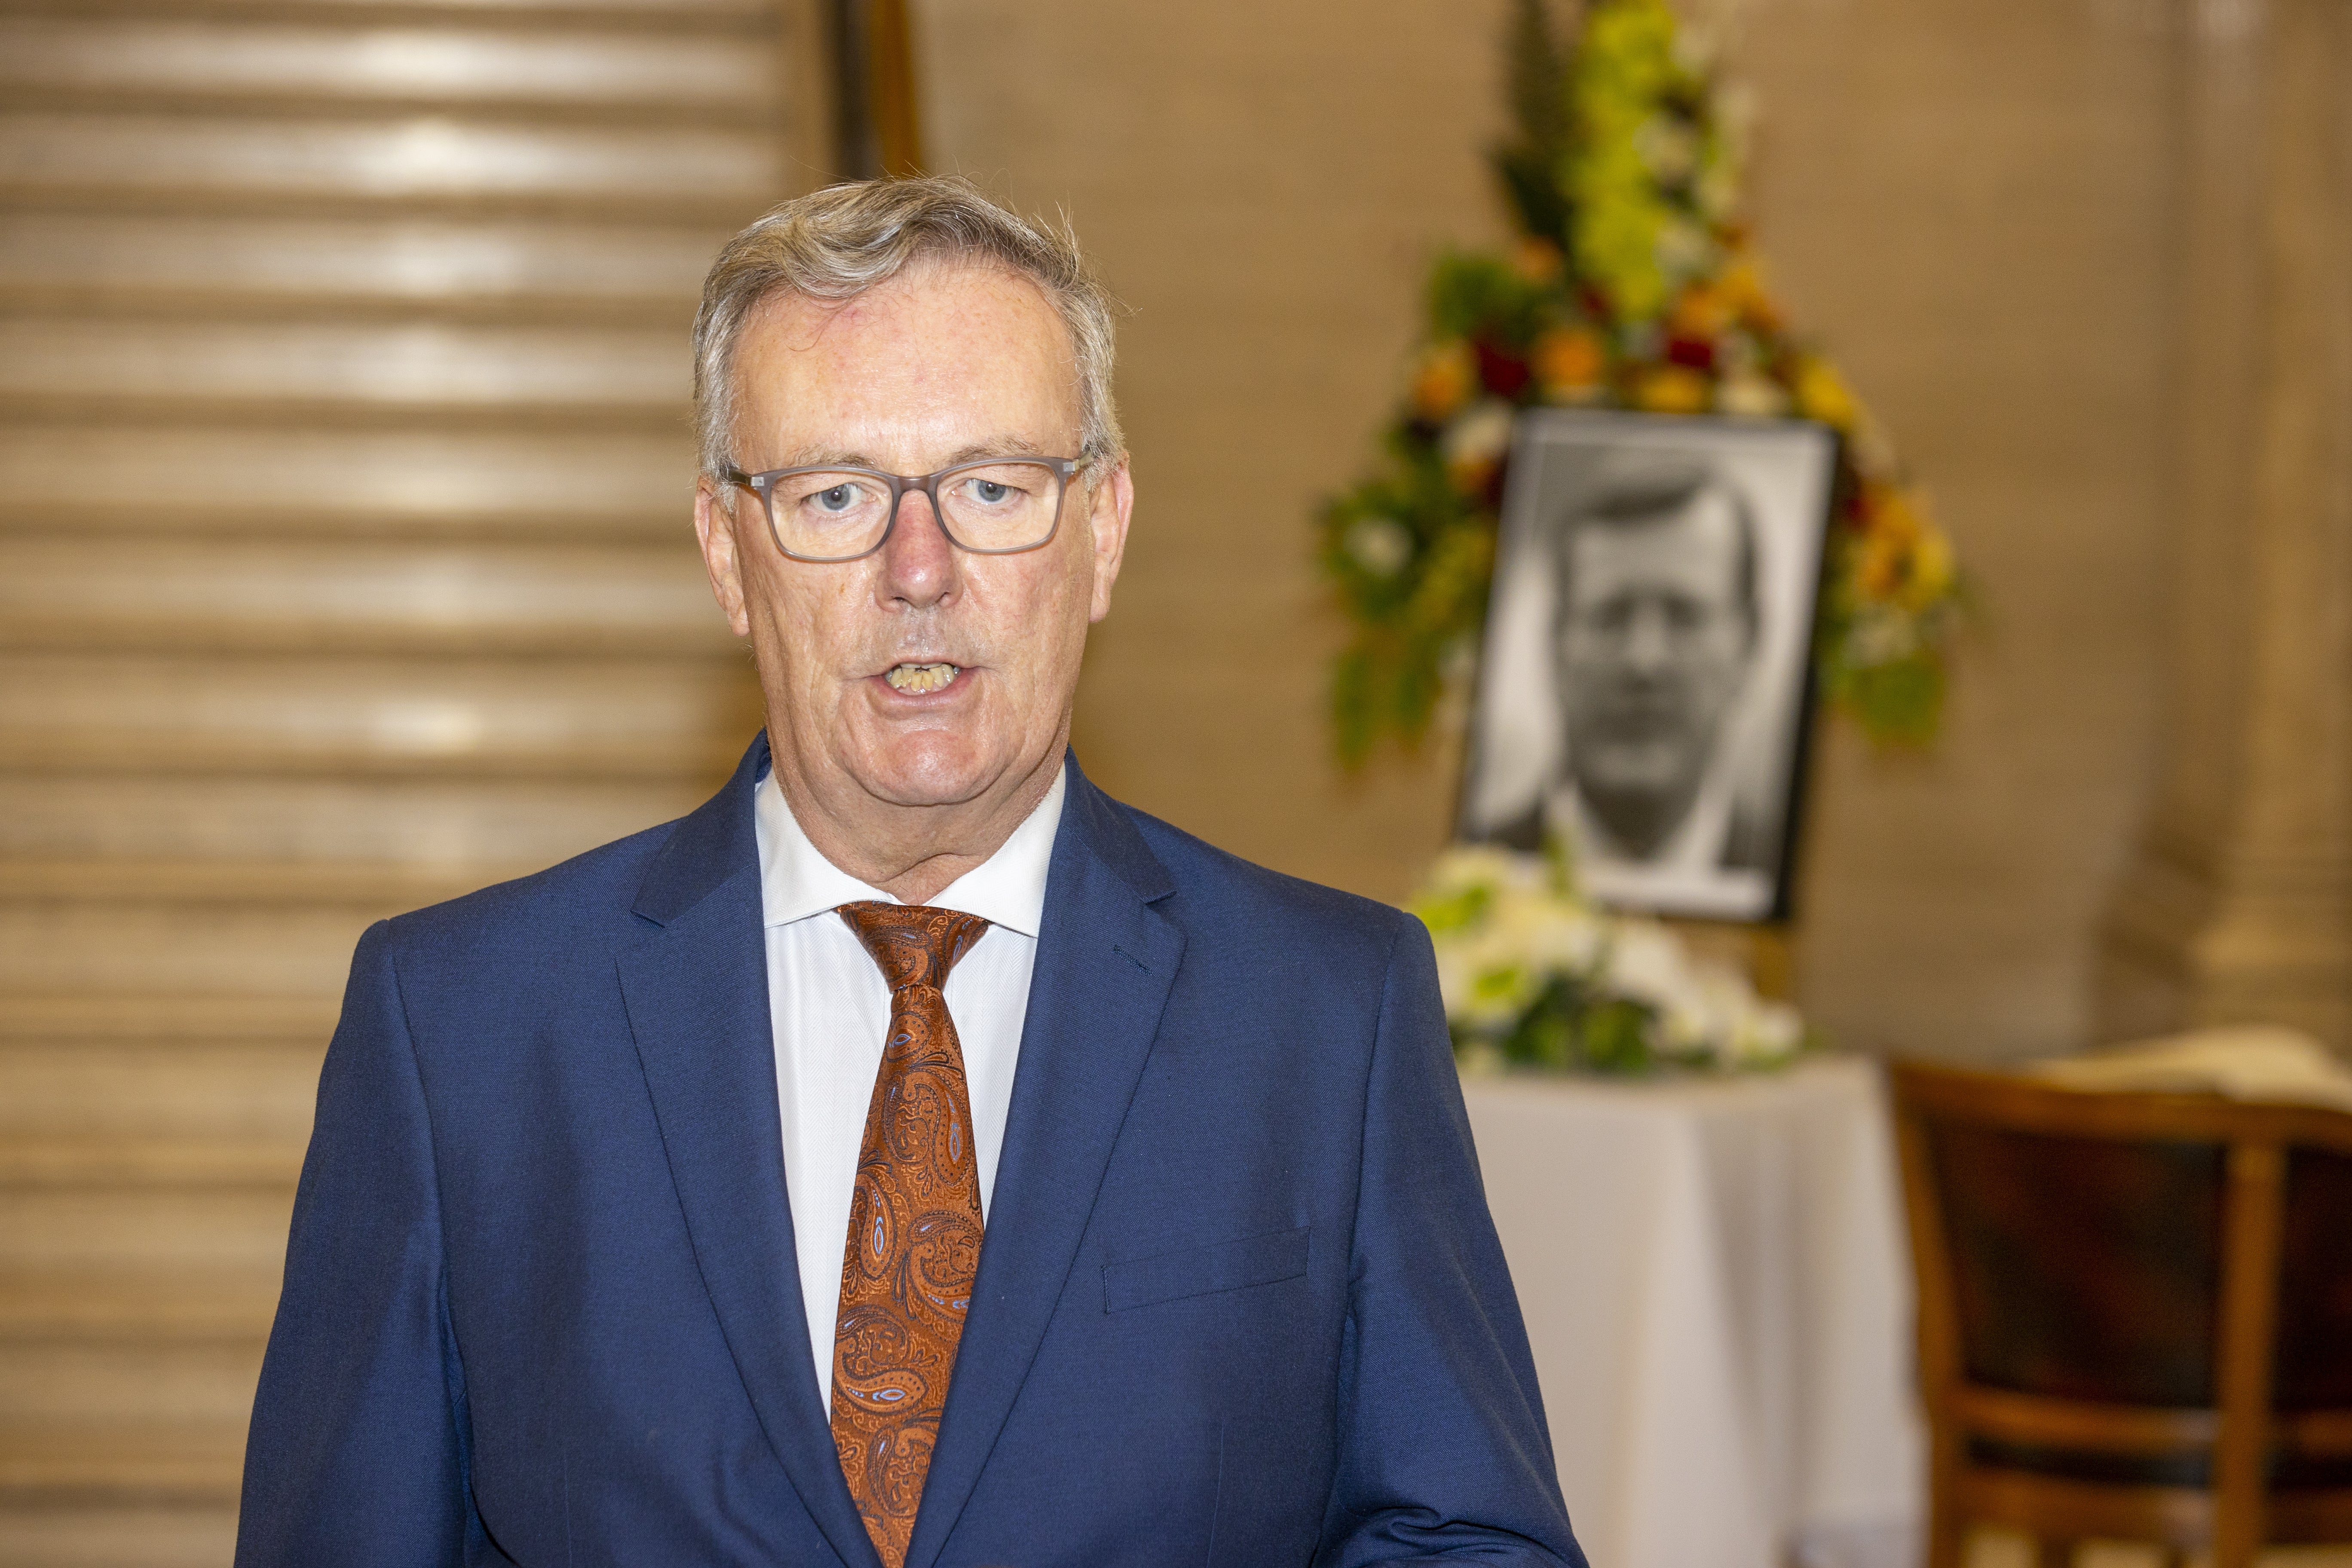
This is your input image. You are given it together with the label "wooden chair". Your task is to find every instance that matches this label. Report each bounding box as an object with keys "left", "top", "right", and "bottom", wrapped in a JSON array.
[{"left": 1889, "top": 1060, "right": 2352, "bottom": 1568}]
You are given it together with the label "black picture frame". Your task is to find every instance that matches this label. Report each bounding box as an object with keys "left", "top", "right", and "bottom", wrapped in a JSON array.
[{"left": 1455, "top": 408, "right": 1839, "bottom": 924}]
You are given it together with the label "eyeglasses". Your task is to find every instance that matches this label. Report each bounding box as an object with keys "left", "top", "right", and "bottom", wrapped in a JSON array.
[{"left": 724, "top": 456, "right": 1085, "bottom": 564}]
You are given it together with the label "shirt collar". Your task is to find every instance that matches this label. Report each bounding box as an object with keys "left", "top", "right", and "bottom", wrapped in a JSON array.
[
  {"left": 753, "top": 758, "right": 1067, "bottom": 938},
  {"left": 1548, "top": 755, "right": 1738, "bottom": 873}
]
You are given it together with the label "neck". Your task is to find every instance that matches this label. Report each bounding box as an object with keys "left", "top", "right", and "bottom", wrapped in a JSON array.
[{"left": 770, "top": 726, "right": 1069, "bottom": 906}]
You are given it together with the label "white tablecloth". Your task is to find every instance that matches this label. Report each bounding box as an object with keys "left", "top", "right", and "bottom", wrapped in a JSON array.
[{"left": 1464, "top": 1055, "right": 1925, "bottom": 1568}]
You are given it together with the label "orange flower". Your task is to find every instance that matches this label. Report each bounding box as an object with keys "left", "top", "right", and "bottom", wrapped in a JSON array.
[
  {"left": 1856, "top": 527, "right": 1909, "bottom": 601},
  {"left": 1412, "top": 340, "right": 1477, "bottom": 423},
  {"left": 1853, "top": 484, "right": 1955, "bottom": 610},
  {"left": 1667, "top": 284, "right": 1733, "bottom": 343},
  {"left": 1632, "top": 364, "right": 1712, "bottom": 414},
  {"left": 1534, "top": 327, "right": 1607, "bottom": 398}
]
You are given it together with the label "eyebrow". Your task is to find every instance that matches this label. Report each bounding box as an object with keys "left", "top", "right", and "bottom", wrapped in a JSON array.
[{"left": 767, "top": 436, "right": 1058, "bottom": 472}]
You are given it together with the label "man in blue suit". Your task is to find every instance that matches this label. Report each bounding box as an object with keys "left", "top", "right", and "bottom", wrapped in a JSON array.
[{"left": 238, "top": 175, "right": 1582, "bottom": 1568}]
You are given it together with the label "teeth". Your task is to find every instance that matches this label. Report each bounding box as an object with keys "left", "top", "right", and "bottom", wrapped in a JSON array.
[{"left": 885, "top": 662, "right": 958, "bottom": 694}]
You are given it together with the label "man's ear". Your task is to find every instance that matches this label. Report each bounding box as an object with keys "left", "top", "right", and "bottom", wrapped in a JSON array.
[
  {"left": 1084, "top": 458, "right": 1135, "bottom": 624},
  {"left": 693, "top": 479, "right": 752, "bottom": 637}
]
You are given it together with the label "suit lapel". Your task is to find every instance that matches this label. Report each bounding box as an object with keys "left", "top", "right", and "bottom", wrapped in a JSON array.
[
  {"left": 903, "top": 760, "right": 1185, "bottom": 1568},
  {"left": 618, "top": 735, "right": 880, "bottom": 1568}
]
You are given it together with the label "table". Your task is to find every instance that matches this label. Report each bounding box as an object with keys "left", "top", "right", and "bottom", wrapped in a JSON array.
[{"left": 1464, "top": 1055, "right": 1926, "bottom": 1568}]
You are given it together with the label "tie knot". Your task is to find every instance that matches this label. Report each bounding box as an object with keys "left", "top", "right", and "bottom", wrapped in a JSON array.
[{"left": 837, "top": 901, "right": 989, "bottom": 992}]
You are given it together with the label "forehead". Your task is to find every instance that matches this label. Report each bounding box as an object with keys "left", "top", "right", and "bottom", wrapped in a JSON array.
[
  {"left": 730, "top": 259, "right": 1081, "bottom": 460},
  {"left": 1562, "top": 490, "right": 1742, "bottom": 601}
]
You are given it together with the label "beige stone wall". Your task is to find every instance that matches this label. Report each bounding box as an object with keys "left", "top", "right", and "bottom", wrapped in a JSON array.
[{"left": 919, "top": 0, "right": 2183, "bottom": 1062}]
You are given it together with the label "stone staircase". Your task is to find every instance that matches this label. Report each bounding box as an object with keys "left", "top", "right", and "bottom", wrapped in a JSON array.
[{"left": 0, "top": 0, "right": 818, "bottom": 1556}]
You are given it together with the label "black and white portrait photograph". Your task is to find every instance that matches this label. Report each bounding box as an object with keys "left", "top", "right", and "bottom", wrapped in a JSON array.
[{"left": 1457, "top": 409, "right": 1839, "bottom": 922}]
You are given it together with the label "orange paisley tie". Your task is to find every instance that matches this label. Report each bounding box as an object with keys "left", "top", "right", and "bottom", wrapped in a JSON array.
[{"left": 831, "top": 901, "right": 992, "bottom": 1568}]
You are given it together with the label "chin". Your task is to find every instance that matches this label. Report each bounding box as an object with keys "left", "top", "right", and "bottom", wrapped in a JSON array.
[{"left": 854, "top": 732, "right": 1008, "bottom": 808}]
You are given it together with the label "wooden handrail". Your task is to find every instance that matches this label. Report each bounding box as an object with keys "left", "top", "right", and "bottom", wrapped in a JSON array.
[{"left": 1952, "top": 1385, "right": 2217, "bottom": 1454}]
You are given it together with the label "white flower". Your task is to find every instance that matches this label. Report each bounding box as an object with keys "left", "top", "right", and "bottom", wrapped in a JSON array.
[
  {"left": 1343, "top": 516, "right": 1414, "bottom": 578},
  {"left": 1423, "top": 844, "right": 1540, "bottom": 900},
  {"left": 1717, "top": 372, "right": 1788, "bottom": 419},
  {"left": 1415, "top": 843, "right": 1810, "bottom": 1072},
  {"left": 1654, "top": 217, "right": 1718, "bottom": 286},
  {"left": 1599, "top": 919, "right": 1697, "bottom": 1013},
  {"left": 1441, "top": 928, "right": 1542, "bottom": 1033},
  {"left": 1635, "top": 116, "right": 1700, "bottom": 185},
  {"left": 1441, "top": 398, "right": 1517, "bottom": 472},
  {"left": 1731, "top": 998, "right": 1806, "bottom": 1066},
  {"left": 1844, "top": 604, "right": 1922, "bottom": 666},
  {"left": 1492, "top": 887, "right": 1606, "bottom": 980}
]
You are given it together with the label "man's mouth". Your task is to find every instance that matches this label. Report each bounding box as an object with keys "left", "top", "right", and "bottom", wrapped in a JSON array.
[{"left": 883, "top": 662, "right": 961, "bottom": 694}]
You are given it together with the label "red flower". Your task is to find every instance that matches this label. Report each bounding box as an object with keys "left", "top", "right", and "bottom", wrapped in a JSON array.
[
  {"left": 1475, "top": 340, "right": 1533, "bottom": 398},
  {"left": 1664, "top": 335, "right": 1717, "bottom": 372}
]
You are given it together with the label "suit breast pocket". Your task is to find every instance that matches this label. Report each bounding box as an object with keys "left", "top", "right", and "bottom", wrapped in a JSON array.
[{"left": 1101, "top": 1225, "right": 1310, "bottom": 1314}]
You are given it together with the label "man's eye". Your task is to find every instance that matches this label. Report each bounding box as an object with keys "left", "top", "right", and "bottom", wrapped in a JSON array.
[
  {"left": 815, "top": 484, "right": 860, "bottom": 511},
  {"left": 965, "top": 479, "right": 1014, "bottom": 505}
]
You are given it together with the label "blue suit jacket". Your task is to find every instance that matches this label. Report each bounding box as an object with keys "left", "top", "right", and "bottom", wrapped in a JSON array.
[{"left": 237, "top": 738, "right": 1583, "bottom": 1567}]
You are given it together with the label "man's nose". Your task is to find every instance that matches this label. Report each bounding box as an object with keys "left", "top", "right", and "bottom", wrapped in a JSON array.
[
  {"left": 876, "top": 488, "right": 961, "bottom": 609},
  {"left": 1619, "top": 602, "right": 1675, "bottom": 672}
]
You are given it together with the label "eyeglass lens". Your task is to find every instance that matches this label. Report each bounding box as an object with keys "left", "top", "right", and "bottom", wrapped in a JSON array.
[{"left": 767, "top": 461, "right": 1066, "bottom": 560}]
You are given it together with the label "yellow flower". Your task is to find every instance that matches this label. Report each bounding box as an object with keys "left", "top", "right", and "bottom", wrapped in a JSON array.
[
  {"left": 1905, "top": 522, "right": 1955, "bottom": 610},
  {"left": 1534, "top": 327, "right": 1607, "bottom": 398},
  {"left": 1792, "top": 356, "right": 1858, "bottom": 430},
  {"left": 1412, "top": 340, "right": 1477, "bottom": 423},
  {"left": 1853, "top": 484, "right": 1955, "bottom": 610},
  {"left": 1632, "top": 364, "right": 1712, "bottom": 413},
  {"left": 1718, "top": 253, "right": 1782, "bottom": 333}
]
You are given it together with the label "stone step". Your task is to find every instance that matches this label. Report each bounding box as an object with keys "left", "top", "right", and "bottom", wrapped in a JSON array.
[
  {"left": 0, "top": 1187, "right": 294, "bottom": 1277},
  {"left": 0, "top": 994, "right": 337, "bottom": 1046},
  {"left": 0, "top": 864, "right": 494, "bottom": 998},
  {"left": 0, "top": 1421, "right": 245, "bottom": 1508},
  {"left": 0, "top": 1341, "right": 267, "bottom": 1432},
  {"left": 0, "top": 773, "right": 711, "bottom": 868},
  {"left": 1, "top": 0, "right": 774, "bottom": 20},
  {"left": 0, "top": 536, "right": 729, "bottom": 655},
  {"left": 0, "top": 1499, "right": 239, "bottom": 1568},
  {"left": 0, "top": 209, "right": 721, "bottom": 321},
  {"left": 0, "top": 654, "right": 758, "bottom": 779},
  {"left": 0, "top": 1138, "right": 302, "bottom": 1191},
  {"left": 0, "top": 423, "right": 699, "bottom": 542},
  {"left": 0, "top": 314, "right": 689, "bottom": 427},
  {"left": 0, "top": 110, "right": 785, "bottom": 220},
  {"left": 0, "top": 1269, "right": 280, "bottom": 1344},
  {"left": 0, "top": 1043, "right": 320, "bottom": 1143},
  {"left": 0, "top": 16, "right": 778, "bottom": 119}
]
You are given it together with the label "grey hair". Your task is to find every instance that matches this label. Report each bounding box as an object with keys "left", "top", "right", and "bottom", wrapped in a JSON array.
[{"left": 691, "top": 175, "right": 1124, "bottom": 482}]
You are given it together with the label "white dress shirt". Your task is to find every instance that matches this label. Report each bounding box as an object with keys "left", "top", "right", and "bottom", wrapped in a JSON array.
[
  {"left": 1541, "top": 760, "right": 1769, "bottom": 919},
  {"left": 753, "top": 761, "right": 1066, "bottom": 1398}
]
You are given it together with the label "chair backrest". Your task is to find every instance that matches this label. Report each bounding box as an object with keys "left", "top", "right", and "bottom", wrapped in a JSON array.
[
  {"left": 2275, "top": 1144, "right": 2352, "bottom": 1416},
  {"left": 1925, "top": 1112, "right": 2223, "bottom": 1408},
  {"left": 1889, "top": 1060, "right": 2352, "bottom": 1560}
]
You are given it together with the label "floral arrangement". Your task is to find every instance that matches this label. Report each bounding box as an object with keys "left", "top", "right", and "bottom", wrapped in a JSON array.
[
  {"left": 1320, "top": 0, "right": 1961, "bottom": 766},
  {"left": 1413, "top": 845, "right": 1807, "bottom": 1075}
]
